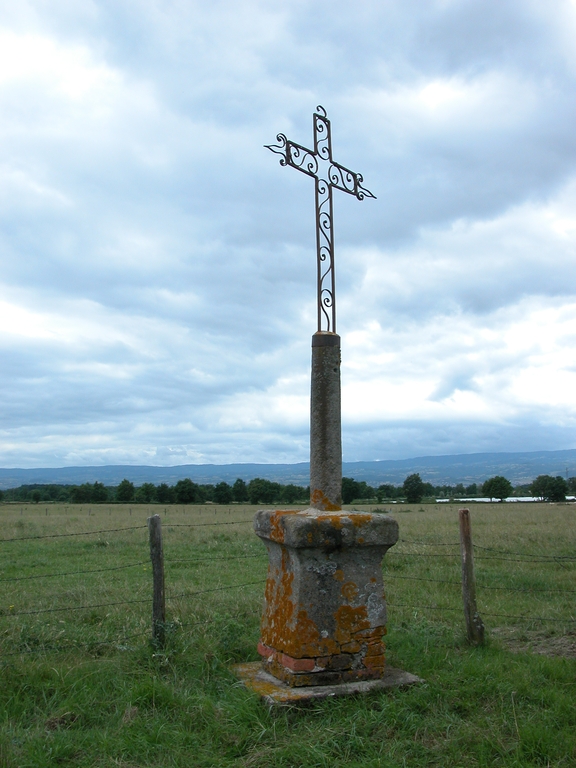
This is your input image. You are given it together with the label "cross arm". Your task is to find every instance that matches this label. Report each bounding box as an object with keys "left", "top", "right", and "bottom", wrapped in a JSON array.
[
  {"left": 265, "top": 134, "right": 319, "bottom": 179},
  {"left": 328, "top": 160, "right": 376, "bottom": 201}
]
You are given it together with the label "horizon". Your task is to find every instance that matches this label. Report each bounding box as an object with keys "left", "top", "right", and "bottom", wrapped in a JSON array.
[
  {"left": 2, "top": 446, "right": 576, "bottom": 471},
  {"left": 2, "top": 448, "right": 576, "bottom": 490}
]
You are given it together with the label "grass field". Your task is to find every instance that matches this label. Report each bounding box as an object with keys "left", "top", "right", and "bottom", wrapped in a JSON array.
[{"left": 0, "top": 501, "right": 574, "bottom": 767}]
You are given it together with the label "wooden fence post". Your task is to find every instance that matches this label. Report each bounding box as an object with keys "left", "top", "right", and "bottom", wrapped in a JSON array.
[
  {"left": 148, "top": 514, "right": 165, "bottom": 647},
  {"left": 459, "top": 508, "right": 485, "bottom": 645}
]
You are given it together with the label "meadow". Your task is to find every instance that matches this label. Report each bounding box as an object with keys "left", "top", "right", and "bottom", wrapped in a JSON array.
[{"left": 0, "top": 501, "right": 574, "bottom": 767}]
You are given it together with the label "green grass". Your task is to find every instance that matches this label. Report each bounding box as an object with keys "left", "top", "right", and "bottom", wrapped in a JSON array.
[{"left": 0, "top": 502, "right": 574, "bottom": 766}]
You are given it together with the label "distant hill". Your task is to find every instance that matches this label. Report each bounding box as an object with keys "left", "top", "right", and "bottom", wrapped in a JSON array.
[{"left": 1, "top": 449, "right": 576, "bottom": 490}]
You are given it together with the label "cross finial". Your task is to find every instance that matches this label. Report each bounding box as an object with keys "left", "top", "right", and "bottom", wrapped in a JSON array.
[{"left": 266, "top": 106, "right": 375, "bottom": 333}]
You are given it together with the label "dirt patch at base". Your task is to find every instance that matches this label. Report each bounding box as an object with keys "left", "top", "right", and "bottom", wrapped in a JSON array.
[{"left": 492, "top": 628, "right": 576, "bottom": 658}]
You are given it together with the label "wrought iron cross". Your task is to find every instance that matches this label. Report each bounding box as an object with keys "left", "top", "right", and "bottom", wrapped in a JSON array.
[{"left": 266, "top": 105, "right": 375, "bottom": 333}]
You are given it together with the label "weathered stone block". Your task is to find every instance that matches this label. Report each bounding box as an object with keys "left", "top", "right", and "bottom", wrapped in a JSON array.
[{"left": 254, "top": 508, "right": 398, "bottom": 687}]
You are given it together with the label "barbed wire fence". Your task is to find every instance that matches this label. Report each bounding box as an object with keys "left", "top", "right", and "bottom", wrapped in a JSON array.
[
  {"left": 0, "top": 511, "right": 267, "bottom": 658},
  {"left": 385, "top": 508, "right": 575, "bottom": 646},
  {"left": 0, "top": 507, "right": 574, "bottom": 659}
]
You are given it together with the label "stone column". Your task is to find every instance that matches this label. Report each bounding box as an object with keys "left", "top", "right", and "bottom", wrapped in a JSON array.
[
  {"left": 310, "top": 332, "right": 342, "bottom": 511},
  {"left": 254, "top": 508, "right": 398, "bottom": 688}
]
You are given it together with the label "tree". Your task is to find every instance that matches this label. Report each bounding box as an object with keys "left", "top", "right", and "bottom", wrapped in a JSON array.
[
  {"left": 547, "top": 476, "right": 568, "bottom": 502},
  {"left": 232, "top": 478, "right": 248, "bottom": 503},
  {"left": 342, "top": 477, "right": 361, "bottom": 505},
  {"left": 376, "top": 484, "right": 396, "bottom": 501},
  {"left": 71, "top": 483, "right": 92, "bottom": 504},
  {"left": 0, "top": 489, "right": 3, "bottom": 502},
  {"left": 174, "top": 478, "right": 203, "bottom": 504},
  {"left": 92, "top": 481, "right": 108, "bottom": 503},
  {"left": 279, "top": 484, "right": 306, "bottom": 503},
  {"left": 465, "top": 483, "right": 478, "bottom": 496},
  {"left": 511, "top": 483, "right": 531, "bottom": 497},
  {"left": 530, "top": 475, "right": 568, "bottom": 502},
  {"left": 403, "top": 473, "right": 425, "bottom": 503},
  {"left": 482, "top": 476, "right": 512, "bottom": 502},
  {"left": 201, "top": 484, "right": 215, "bottom": 502},
  {"left": 135, "top": 482, "right": 156, "bottom": 503},
  {"left": 72, "top": 482, "right": 108, "bottom": 503},
  {"left": 116, "top": 479, "right": 135, "bottom": 503},
  {"left": 213, "top": 481, "right": 233, "bottom": 504},
  {"left": 355, "top": 481, "right": 376, "bottom": 500},
  {"left": 422, "top": 482, "right": 435, "bottom": 498},
  {"left": 247, "top": 478, "right": 276, "bottom": 505},
  {"left": 156, "top": 483, "right": 175, "bottom": 504}
]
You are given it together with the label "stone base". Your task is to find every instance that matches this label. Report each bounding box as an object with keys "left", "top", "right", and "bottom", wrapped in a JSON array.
[
  {"left": 257, "top": 636, "right": 386, "bottom": 687},
  {"left": 232, "top": 661, "right": 423, "bottom": 706}
]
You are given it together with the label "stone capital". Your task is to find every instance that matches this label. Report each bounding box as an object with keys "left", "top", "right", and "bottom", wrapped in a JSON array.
[{"left": 254, "top": 508, "right": 399, "bottom": 550}]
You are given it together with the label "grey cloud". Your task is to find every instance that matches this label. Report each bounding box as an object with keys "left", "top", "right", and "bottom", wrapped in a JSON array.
[
  {"left": 429, "top": 371, "right": 480, "bottom": 402},
  {"left": 342, "top": 408, "right": 576, "bottom": 464},
  {"left": 1, "top": 1, "right": 576, "bottom": 467}
]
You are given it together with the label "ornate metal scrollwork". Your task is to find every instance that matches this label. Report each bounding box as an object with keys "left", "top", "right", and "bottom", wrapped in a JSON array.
[{"left": 266, "top": 106, "right": 375, "bottom": 333}]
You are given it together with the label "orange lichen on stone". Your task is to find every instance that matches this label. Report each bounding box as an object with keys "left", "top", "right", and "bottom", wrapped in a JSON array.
[
  {"left": 348, "top": 513, "right": 372, "bottom": 527},
  {"left": 340, "top": 639, "right": 362, "bottom": 653},
  {"left": 333, "top": 569, "right": 345, "bottom": 582},
  {"left": 357, "top": 625, "right": 385, "bottom": 640},
  {"left": 262, "top": 555, "right": 293, "bottom": 611},
  {"left": 285, "top": 608, "right": 340, "bottom": 659},
  {"left": 334, "top": 604, "right": 370, "bottom": 644},
  {"left": 268, "top": 509, "right": 299, "bottom": 542},
  {"left": 262, "top": 572, "right": 339, "bottom": 659},
  {"left": 291, "top": 609, "right": 322, "bottom": 656},
  {"left": 315, "top": 513, "right": 344, "bottom": 529},
  {"left": 260, "top": 554, "right": 295, "bottom": 650},
  {"left": 310, "top": 489, "right": 342, "bottom": 511},
  {"left": 341, "top": 582, "right": 358, "bottom": 601},
  {"left": 241, "top": 676, "right": 286, "bottom": 698},
  {"left": 364, "top": 639, "right": 384, "bottom": 658},
  {"left": 363, "top": 654, "right": 385, "bottom": 674}
]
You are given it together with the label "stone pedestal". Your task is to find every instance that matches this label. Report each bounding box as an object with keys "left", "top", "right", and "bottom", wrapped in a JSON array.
[{"left": 254, "top": 508, "right": 399, "bottom": 688}]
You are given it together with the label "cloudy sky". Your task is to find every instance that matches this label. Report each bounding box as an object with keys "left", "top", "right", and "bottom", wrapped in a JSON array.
[{"left": 1, "top": 0, "right": 576, "bottom": 469}]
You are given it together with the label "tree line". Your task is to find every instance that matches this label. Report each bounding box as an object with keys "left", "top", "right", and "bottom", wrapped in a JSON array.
[
  {"left": 0, "top": 473, "right": 574, "bottom": 505},
  {"left": 396, "top": 473, "right": 575, "bottom": 503},
  {"left": 0, "top": 478, "right": 309, "bottom": 505}
]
